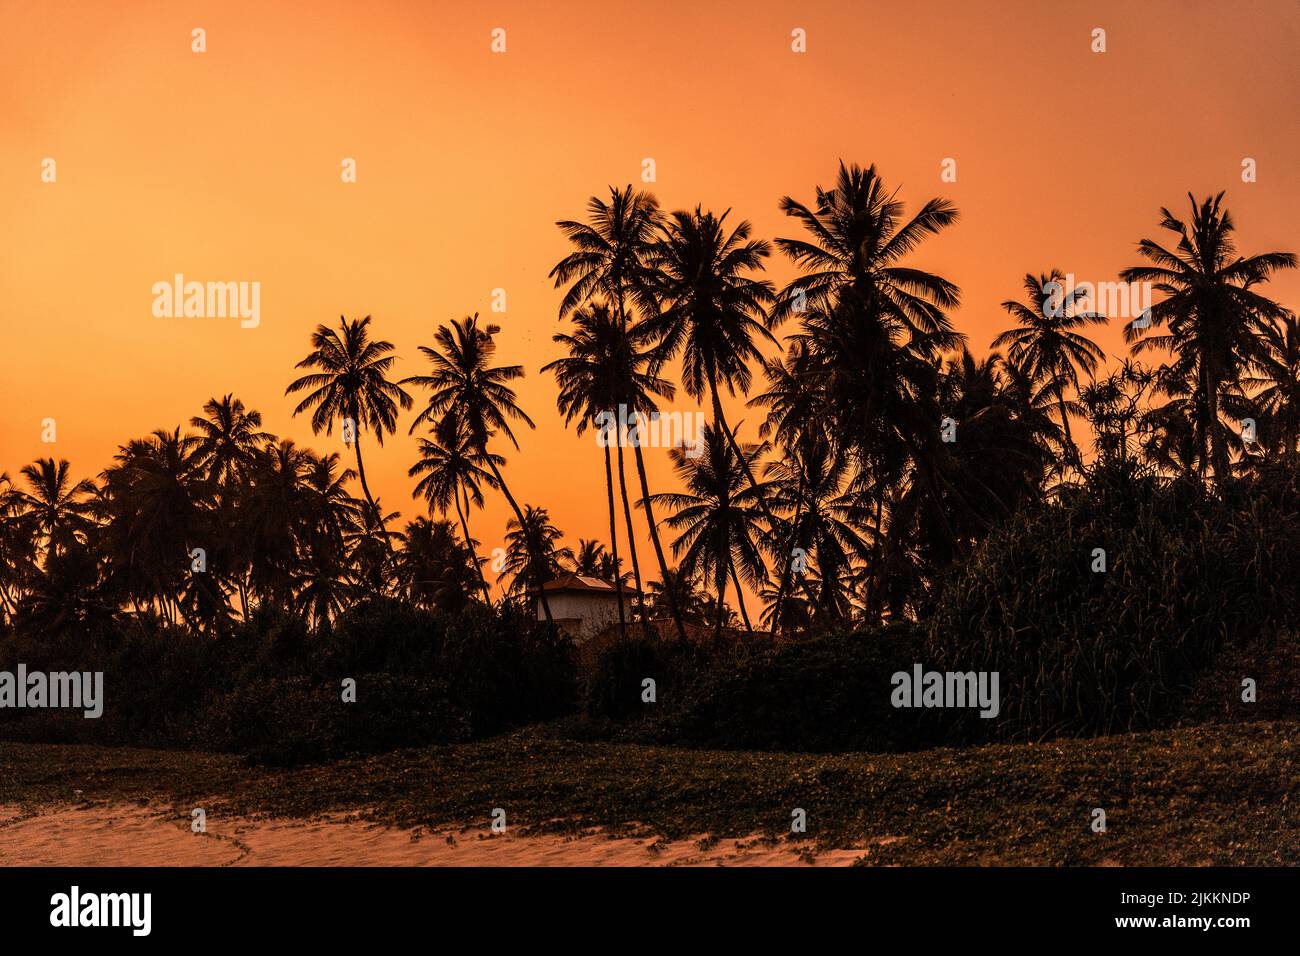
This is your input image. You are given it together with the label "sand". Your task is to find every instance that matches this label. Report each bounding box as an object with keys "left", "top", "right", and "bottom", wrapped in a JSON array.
[{"left": 0, "top": 803, "right": 876, "bottom": 866}]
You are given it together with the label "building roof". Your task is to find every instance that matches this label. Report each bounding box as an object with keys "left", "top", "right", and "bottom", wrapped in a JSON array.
[{"left": 533, "top": 573, "right": 642, "bottom": 596}]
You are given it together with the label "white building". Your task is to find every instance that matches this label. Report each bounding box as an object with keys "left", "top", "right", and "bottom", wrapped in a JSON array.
[{"left": 533, "top": 574, "right": 642, "bottom": 642}]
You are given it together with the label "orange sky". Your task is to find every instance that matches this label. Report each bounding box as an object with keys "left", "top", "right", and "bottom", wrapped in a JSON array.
[{"left": 4, "top": 0, "right": 1300, "bottom": 601}]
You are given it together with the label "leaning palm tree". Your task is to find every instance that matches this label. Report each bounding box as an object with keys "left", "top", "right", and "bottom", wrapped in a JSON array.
[
  {"left": 401, "top": 314, "right": 555, "bottom": 623},
  {"left": 651, "top": 425, "right": 769, "bottom": 638},
  {"left": 408, "top": 413, "right": 499, "bottom": 601},
  {"left": 1121, "top": 192, "right": 1296, "bottom": 481},
  {"left": 993, "top": 271, "right": 1106, "bottom": 472},
  {"left": 285, "top": 315, "right": 412, "bottom": 548}
]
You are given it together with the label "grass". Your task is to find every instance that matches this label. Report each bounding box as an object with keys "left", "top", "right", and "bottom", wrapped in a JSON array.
[{"left": 2, "top": 719, "right": 1298, "bottom": 865}]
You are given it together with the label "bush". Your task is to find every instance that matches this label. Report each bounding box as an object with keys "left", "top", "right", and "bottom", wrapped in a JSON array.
[
  {"left": 587, "top": 624, "right": 961, "bottom": 753},
  {"left": 927, "top": 461, "right": 1300, "bottom": 740},
  {"left": 0, "top": 601, "right": 577, "bottom": 763}
]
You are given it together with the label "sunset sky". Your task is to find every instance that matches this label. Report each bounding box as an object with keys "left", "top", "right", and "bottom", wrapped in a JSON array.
[{"left": 4, "top": 0, "right": 1299, "bottom": 599}]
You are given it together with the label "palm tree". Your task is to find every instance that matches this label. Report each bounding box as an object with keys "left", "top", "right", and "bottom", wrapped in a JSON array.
[
  {"left": 550, "top": 189, "right": 689, "bottom": 640},
  {"left": 1245, "top": 315, "right": 1300, "bottom": 459},
  {"left": 190, "top": 394, "right": 275, "bottom": 488},
  {"left": 292, "top": 450, "right": 361, "bottom": 627},
  {"left": 286, "top": 315, "right": 412, "bottom": 548},
  {"left": 97, "top": 430, "right": 211, "bottom": 623},
  {"left": 408, "top": 413, "right": 499, "bottom": 601},
  {"left": 543, "top": 300, "right": 683, "bottom": 637},
  {"left": 401, "top": 314, "right": 555, "bottom": 623},
  {"left": 397, "top": 517, "right": 477, "bottom": 612},
  {"left": 774, "top": 161, "right": 961, "bottom": 332},
  {"left": 549, "top": 185, "right": 663, "bottom": 323},
  {"left": 651, "top": 425, "right": 769, "bottom": 638},
  {"left": 1121, "top": 192, "right": 1296, "bottom": 481},
  {"left": 774, "top": 162, "right": 963, "bottom": 617},
  {"left": 498, "top": 505, "right": 573, "bottom": 600},
  {"left": 761, "top": 431, "right": 864, "bottom": 629},
  {"left": 13, "top": 458, "right": 96, "bottom": 557},
  {"left": 993, "top": 271, "right": 1106, "bottom": 472}
]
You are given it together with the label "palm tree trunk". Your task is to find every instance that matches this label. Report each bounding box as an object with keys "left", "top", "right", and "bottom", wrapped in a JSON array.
[
  {"left": 768, "top": 480, "right": 804, "bottom": 640},
  {"left": 454, "top": 486, "right": 491, "bottom": 603},
  {"left": 615, "top": 441, "right": 653, "bottom": 638},
  {"left": 482, "top": 453, "right": 554, "bottom": 625},
  {"left": 351, "top": 429, "right": 394, "bottom": 560},
  {"left": 1057, "top": 389, "right": 1081, "bottom": 472},
  {"left": 706, "top": 371, "right": 820, "bottom": 611},
  {"left": 713, "top": 560, "right": 728, "bottom": 641},
  {"left": 632, "top": 442, "right": 688, "bottom": 642},
  {"left": 729, "top": 563, "right": 754, "bottom": 637},
  {"left": 603, "top": 443, "right": 628, "bottom": 641}
]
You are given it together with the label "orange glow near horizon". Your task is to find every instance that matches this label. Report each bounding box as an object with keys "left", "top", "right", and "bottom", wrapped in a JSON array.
[{"left": 4, "top": 0, "right": 1300, "bottom": 604}]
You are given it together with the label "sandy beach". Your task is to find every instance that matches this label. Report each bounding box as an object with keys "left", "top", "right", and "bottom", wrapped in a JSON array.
[{"left": 0, "top": 802, "right": 871, "bottom": 867}]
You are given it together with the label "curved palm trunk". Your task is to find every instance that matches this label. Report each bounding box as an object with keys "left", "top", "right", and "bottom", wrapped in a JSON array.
[
  {"left": 482, "top": 453, "right": 554, "bottom": 625},
  {"left": 603, "top": 443, "right": 628, "bottom": 642},
  {"left": 615, "top": 441, "right": 654, "bottom": 639},
  {"left": 454, "top": 486, "right": 491, "bottom": 603},
  {"left": 632, "top": 442, "right": 688, "bottom": 642},
  {"left": 729, "top": 563, "right": 754, "bottom": 638}
]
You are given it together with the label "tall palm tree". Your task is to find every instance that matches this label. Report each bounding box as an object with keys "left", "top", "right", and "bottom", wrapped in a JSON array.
[
  {"left": 550, "top": 188, "right": 686, "bottom": 639},
  {"left": 408, "top": 413, "right": 499, "bottom": 601},
  {"left": 401, "top": 314, "right": 555, "bottom": 623},
  {"left": 286, "top": 315, "right": 412, "bottom": 548},
  {"left": 774, "top": 162, "right": 963, "bottom": 617},
  {"left": 543, "top": 300, "right": 682, "bottom": 637},
  {"left": 1121, "top": 192, "right": 1296, "bottom": 481},
  {"left": 397, "top": 516, "right": 477, "bottom": 612},
  {"left": 993, "top": 271, "right": 1106, "bottom": 472},
  {"left": 651, "top": 425, "right": 769, "bottom": 638}
]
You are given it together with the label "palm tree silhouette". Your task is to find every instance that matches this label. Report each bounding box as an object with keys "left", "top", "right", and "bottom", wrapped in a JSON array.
[
  {"left": 13, "top": 458, "right": 95, "bottom": 557},
  {"left": 498, "top": 505, "right": 573, "bottom": 601},
  {"left": 651, "top": 425, "right": 768, "bottom": 637},
  {"left": 549, "top": 188, "right": 687, "bottom": 638},
  {"left": 1121, "top": 192, "right": 1296, "bottom": 481},
  {"left": 408, "top": 413, "right": 499, "bottom": 602},
  {"left": 543, "top": 300, "right": 680, "bottom": 638},
  {"left": 286, "top": 315, "right": 412, "bottom": 551},
  {"left": 402, "top": 314, "right": 555, "bottom": 623},
  {"left": 993, "top": 271, "right": 1106, "bottom": 473},
  {"left": 190, "top": 394, "right": 275, "bottom": 488},
  {"left": 774, "top": 162, "right": 963, "bottom": 617},
  {"left": 1245, "top": 315, "right": 1300, "bottom": 459}
]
